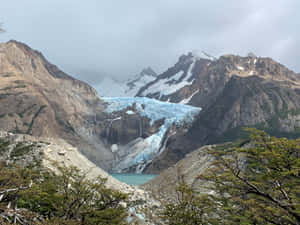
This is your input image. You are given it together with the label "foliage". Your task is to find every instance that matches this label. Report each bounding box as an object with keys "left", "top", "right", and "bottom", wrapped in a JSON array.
[
  {"left": 0, "top": 162, "right": 128, "bottom": 224},
  {"left": 162, "top": 182, "right": 220, "bottom": 225},
  {"left": 162, "top": 128, "right": 300, "bottom": 225}
]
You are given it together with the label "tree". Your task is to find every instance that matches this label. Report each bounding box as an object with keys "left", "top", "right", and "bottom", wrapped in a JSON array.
[
  {"left": 18, "top": 165, "right": 128, "bottom": 225},
  {"left": 0, "top": 161, "right": 39, "bottom": 224},
  {"left": 0, "top": 161, "right": 128, "bottom": 225},
  {"left": 162, "top": 182, "right": 220, "bottom": 225},
  {"left": 162, "top": 129, "right": 300, "bottom": 225}
]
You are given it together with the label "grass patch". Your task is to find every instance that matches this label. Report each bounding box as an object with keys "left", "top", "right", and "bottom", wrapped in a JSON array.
[
  {"left": 10, "top": 142, "right": 35, "bottom": 158},
  {"left": 0, "top": 139, "right": 11, "bottom": 154}
]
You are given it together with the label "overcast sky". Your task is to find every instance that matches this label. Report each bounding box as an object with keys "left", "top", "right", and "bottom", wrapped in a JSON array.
[{"left": 1, "top": 0, "right": 299, "bottom": 85}]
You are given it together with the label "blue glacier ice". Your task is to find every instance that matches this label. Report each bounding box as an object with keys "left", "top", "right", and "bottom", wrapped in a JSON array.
[
  {"left": 103, "top": 97, "right": 201, "bottom": 125},
  {"left": 103, "top": 97, "right": 202, "bottom": 173}
]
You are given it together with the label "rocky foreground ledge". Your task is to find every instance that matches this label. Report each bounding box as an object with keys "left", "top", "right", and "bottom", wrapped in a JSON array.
[{"left": 0, "top": 131, "right": 161, "bottom": 225}]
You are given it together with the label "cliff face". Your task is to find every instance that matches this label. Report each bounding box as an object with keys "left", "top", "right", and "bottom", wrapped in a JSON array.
[
  {"left": 138, "top": 53, "right": 300, "bottom": 107},
  {"left": 142, "top": 145, "right": 216, "bottom": 200},
  {"left": 0, "top": 40, "right": 195, "bottom": 173},
  {"left": 141, "top": 53, "right": 300, "bottom": 173},
  {"left": 0, "top": 40, "right": 117, "bottom": 169},
  {"left": 2, "top": 40, "right": 300, "bottom": 174}
]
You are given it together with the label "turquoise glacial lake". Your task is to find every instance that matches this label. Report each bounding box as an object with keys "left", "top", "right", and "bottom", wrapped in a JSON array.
[{"left": 111, "top": 173, "right": 157, "bottom": 186}]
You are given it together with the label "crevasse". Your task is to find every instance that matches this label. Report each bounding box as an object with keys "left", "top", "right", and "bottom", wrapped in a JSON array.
[{"left": 103, "top": 97, "right": 201, "bottom": 173}]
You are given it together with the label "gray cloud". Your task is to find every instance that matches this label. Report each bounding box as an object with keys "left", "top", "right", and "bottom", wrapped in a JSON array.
[{"left": 1, "top": 0, "right": 299, "bottom": 85}]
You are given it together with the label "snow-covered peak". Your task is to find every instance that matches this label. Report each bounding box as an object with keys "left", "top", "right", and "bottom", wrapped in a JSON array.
[
  {"left": 140, "top": 67, "right": 157, "bottom": 77},
  {"left": 94, "top": 76, "right": 127, "bottom": 97},
  {"left": 93, "top": 67, "right": 157, "bottom": 97},
  {"left": 125, "top": 67, "right": 157, "bottom": 96},
  {"left": 138, "top": 57, "right": 197, "bottom": 99}
]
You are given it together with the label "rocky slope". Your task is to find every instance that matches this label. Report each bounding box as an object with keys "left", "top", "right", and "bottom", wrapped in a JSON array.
[
  {"left": 2, "top": 40, "right": 300, "bottom": 175},
  {"left": 143, "top": 143, "right": 230, "bottom": 201},
  {"left": 0, "top": 131, "right": 161, "bottom": 225},
  {"left": 139, "top": 52, "right": 300, "bottom": 173},
  {"left": 0, "top": 40, "right": 200, "bottom": 174},
  {"left": 0, "top": 40, "right": 121, "bottom": 170},
  {"left": 0, "top": 131, "right": 129, "bottom": 192},
  {"left": 138, "top": 53, "right": 300, "bottom": 106},
  {"left": 95, "top": 67, "right": 157, "bottom": 97}
]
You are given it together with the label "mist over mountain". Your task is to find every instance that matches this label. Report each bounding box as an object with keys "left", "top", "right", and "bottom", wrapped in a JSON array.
[
  {"left": 95, "top": 67, "right": 157, "bottom": 97},
  {"left": 1, "top": 1, "right": 300, "bottom": 224}
]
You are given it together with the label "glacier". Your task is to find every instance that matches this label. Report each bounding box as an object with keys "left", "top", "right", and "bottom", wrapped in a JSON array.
[{"left": 103, "top": 97, "right": 201, "bottom": 173}]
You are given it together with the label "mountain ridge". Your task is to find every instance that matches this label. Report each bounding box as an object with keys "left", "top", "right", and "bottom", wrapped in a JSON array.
[
  {"left": 139, "top": 52, "right": 300, "bottom": 173},
  {"left": 1, "top": 39, "right": 300, "bottom": 175},
  {"left": 95, "top": 66, "right": 157, "bottom": 97}
]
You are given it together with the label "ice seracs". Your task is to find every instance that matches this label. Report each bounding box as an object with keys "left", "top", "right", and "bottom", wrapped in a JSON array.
[{"left": 103, "top": 97, "right": 201, "bottom": 173}]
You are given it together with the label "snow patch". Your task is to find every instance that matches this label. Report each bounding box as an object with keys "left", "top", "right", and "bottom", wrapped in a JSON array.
[
  {"left": 126, "top": 110, "right": 135, "bottom": 115},
  {"left": 111, "top": 144, "right": 119, "bottom": 153},
  {"left": 237, "top": 66, "right": 245, "bottom": 71},
  {"left": 141, "top": 59, "right": 196, "bottom": 99},
  {"left": 180, "top": 90, "right": 199, "bottom": 104},
  {"left": 94, "top": 70, "right": 157, "bottom": 97},
  {"left": 171, "top": 70, "right": 185, "bottom": 81},
  {"left": 125, "top": 74, "right": 156, "bottom": 96},
  {"left": 111, "top": 117, "right": 122, "bottom": 122}
]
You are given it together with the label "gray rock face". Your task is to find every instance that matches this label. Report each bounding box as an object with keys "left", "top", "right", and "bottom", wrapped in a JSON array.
[
  {"left": 140, "top": 53, "right": 300, "bottom": 173},
  {"left": 143, "top": 145, "right": 216, "bottom": 201},
  {"left": 0, "top": 40, "right": 187, "bottom": 174},
  {"left": 2, "top": 40, "right": 300, "bottom": 175},
  {"left": 0, "top": 40, "right": 119, "bottom": 170},
  {"left": 0, "top": 41, "right": 162, "bottom": 172}
]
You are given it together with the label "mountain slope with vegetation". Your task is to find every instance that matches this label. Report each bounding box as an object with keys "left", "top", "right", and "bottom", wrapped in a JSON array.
[
  {"left": 0, "top": 131, "right": 161, "bottom": 225},
  {"left": 144, "top": 129, "right": 300, "bottom": 225},
  {"left": 141, "top": 53, "right": 300, "bottom": 173},
  {"left": 0, "top": 132, "right": 128, "bottom": 224}
]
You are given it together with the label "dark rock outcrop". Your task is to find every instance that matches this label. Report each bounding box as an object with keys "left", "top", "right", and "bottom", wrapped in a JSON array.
[{"left": 141, "top": 53, "right": 300, "bottom": 173}]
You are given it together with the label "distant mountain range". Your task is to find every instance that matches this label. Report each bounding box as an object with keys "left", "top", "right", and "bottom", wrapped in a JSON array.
[
  {"left": 140, "top": 52, "right": 300, "bottom": 172},
  {"left": 0, "top": 40, "right": 199, "bottom": 173},
  {"left": 1, "top": 40, "right": 300, "bottom": 174},
  {"left": 94, "top": 67, "right": 157, "bottom": 97}
]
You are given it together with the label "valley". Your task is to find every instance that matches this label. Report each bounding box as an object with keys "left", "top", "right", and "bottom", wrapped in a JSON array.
[
  {"left": 0, "top": 39, "right": 299, "bottom": 224},
  {"left": 2, "top": 1, "right": 300, "bottom": 223}
]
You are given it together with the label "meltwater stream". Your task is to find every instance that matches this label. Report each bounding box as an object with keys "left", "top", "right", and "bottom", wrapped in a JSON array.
[{"left": 111, "top": 173, "right": 157, "bottom": 186}]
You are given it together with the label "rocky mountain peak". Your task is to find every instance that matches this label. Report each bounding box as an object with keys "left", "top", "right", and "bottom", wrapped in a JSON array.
[
  {"left": 217, "top": 54, "right": 299, "bottom": 84},
  {"left": 0, "top": 40, "right": 114, "bottom": 169},
  {"left": 140, "top": 67, "right": 157, "bottom": 77},
  {"left": 176, "top": 51, "right": 204, "bottom": 66},
  {"left": 1, "top": 40, "right": 79, "bottom": 81}
]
